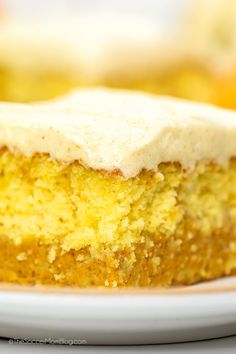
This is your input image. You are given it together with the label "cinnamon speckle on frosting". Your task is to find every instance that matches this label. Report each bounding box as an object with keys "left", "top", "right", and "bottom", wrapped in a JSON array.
[{"left": 0, "top": 88, "right": 236, "bottom": 178}]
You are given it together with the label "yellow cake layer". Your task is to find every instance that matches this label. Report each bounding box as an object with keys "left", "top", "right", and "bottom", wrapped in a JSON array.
[{"left": 0, "top": 149, "right": 236, "bottom": 287}]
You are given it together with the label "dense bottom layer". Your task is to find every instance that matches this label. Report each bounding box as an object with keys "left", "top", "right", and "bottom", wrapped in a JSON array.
[{"left": 0, "top": 225, "right": 236, "bottom": 287}]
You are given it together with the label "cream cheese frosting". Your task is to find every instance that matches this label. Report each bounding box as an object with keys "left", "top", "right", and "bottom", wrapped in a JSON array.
[{"left": 0, "top": 88, "right": 236, "bottom": 178}]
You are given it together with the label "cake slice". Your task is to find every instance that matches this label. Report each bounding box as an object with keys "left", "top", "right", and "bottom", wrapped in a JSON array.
[
  {"left": 0, "top": 88, "right": 236, "bottom": 287},
  {"left": 0, "top": 14, "right": 191, "bottom": 103},
  {"left": 0, "top": 14, "right": 178, "bottom": 102},
  {"left": 182, "top": 0, "right": 236, "bottom": 109}
]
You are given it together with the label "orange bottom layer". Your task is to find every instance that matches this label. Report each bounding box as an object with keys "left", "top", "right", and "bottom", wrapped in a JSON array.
[{"left": 1, "top": 223, "right": 236, "bottom": 288}]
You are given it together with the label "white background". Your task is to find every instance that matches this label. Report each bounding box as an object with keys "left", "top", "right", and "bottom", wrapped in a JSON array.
[{"left": 5, "top": 0, "right": 190, "bottom": 27}]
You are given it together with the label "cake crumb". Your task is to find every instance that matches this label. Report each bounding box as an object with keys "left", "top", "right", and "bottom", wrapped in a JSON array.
[
  {"left": 152, "top": 256, "right": 161, "bottom": 268},
  {"left": 191, "top": 244, "right": 198, "bottom": 253},
  {"left": 187, "top": 232, "right": 194, "bottom": 240},
  {"left": 16, "top": 252, "right": 27, "bottom": 261},
  {"left": 54, "top": 274, "right": 64, "bottom": 281},
  {"left": 175, "top": 239, "right": 183, "bottom": 247},
  {"left": 76, "top": 254, "right": 85, "bottom": 262},
  {"left": 229, "top": 242, "right": 236, "bottom": 252},
  {"left": 48, "top": 248, "right": 57, "bottom": 263}
]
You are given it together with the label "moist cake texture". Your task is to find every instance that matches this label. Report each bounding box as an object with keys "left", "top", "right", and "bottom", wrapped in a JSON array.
[{"left": 0, "top": 89, "right": 236, "bottom": 287}]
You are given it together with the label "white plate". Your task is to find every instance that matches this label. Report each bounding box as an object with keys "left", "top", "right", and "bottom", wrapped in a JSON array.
[{"left": 0, "top": 277, "right": 236, "bottom": 345}]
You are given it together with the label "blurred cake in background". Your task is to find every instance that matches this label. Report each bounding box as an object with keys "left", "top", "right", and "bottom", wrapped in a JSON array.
[
  {"left": 183, "top": 0, "right": 236, "bottom": 109},
  {"left": 0, "top": 14, "right": 189, "bottom": 102},
  {"left": 0, "top": 0, "right": 236, "bottom": 107}
]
